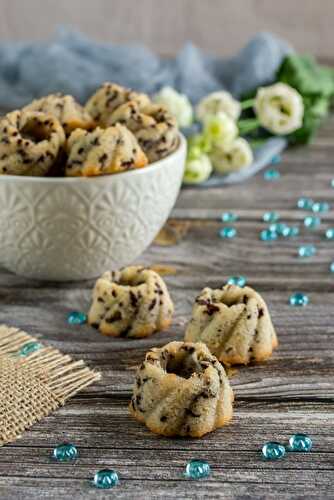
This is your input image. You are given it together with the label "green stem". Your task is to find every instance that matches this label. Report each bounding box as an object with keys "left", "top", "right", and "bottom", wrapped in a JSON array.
[
  {"left": 240, "top": 98, "right": 255, "bottom": 110},
  {"left": 248, "top": 138, "right": 267, "bottom": 149},
  {"left": 238, "top": 118, "right": 261, "bottom": 135}
]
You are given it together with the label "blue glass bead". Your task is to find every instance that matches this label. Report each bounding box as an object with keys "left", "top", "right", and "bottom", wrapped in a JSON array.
[
  {"left": 312, "top": 201, "right": 330, "bottom": 213},
  {"left": 330, "top": 262, "right": 334, "bottom": 273},
  {"left": 260, "top": 229, "right": 278, "bottom": 241},
  {"left": 271, "top": 154, "right": 281, "bottom": 165},
  {"left": 18, "top": 341, "right": 43, "bottom": 357},
  {"left": 325, "top": 228, "right": 334, "bottom": 240},
  {"left": 261, "top": 442, "right": 286, "bottom": 460},
  {"left": 52, "top": 443, "right": 78, "bottom": 462},
  {"left": 221, "top": 212, "right": 238, "bottom": 222},
  {"left": 288, "top": 433, "right": 312, "bottom": 452},
  {"left": 264, "top": 169, "right": 280, "bottom": 181},
  {"left": 331, "top": 179, "right": 334, "bottom": 188},
  {"left": 304, "top": 215, "right": 321, "bottom": 229},
  {"left": 185, "top": 460, "right": 211, "bottom": 479},
  {"left": 93, "top": 469, "right": 119, "bottom": 489},
  {"left": 263, "top": 211, "right": 279, "bottom": 223},
  {"left": 297, "top": 197, "right": 313, "bottom": 210},
  {"left": 283, "top": 226, "right": 299, "bottom": 237},
  {"left": 289, "top": 292, "right": 309, "bottom": 307},
  {"left": 219, "top": 227, "right": 237, "bottom": 239},
  {"left": 67, "top": 311, "right": 87, "bottom": 325},
  {"left": 298, "top": 245, "right": 316, "bottom": 258},
  {"left": 227, "top": 276, "right": 247, "bottom": 287},
  {"left": 269, "top": 223, "right": 288, "bottom": 236}
]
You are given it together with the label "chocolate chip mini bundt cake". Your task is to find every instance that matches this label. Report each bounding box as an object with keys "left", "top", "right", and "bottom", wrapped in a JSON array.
[
  {"left": 85, "top": 82, "right": 151, "bottom": 127},
  {"left": 23, "top": 93, "right": 95, "bottom": 135},
  {"left": 88, "top": 266, "right": 174, "bottom": 338},
  {"left": 129, "top": 341, "right": 234, "bottom": 437},
  {"left": 65, "top": 124, "right": 148, "bottom": 176},
  {"left": 185, "top": 285, "right": 278, "bottom": 366},
  {"left": 109, "top": 102, "right": 179, "bottom": 162},
  {"left": 0, "top": 110, "right": 65, "bottom": 176},
  {"left": 85, "top": 82, "right": 179, "bottom": 162}
]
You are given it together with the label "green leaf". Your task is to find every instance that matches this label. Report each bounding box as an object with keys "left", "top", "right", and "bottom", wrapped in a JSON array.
[{"left": 277, "top": 54, "right": 334, "bottom": 99}]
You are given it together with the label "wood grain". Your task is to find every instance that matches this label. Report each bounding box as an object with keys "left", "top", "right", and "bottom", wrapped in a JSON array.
[
  {"left": 0, "top": 115, "right": 334, "bottom": 498},
  {"left": 0, "top": 0, "right": 333, "bottom": 58}
]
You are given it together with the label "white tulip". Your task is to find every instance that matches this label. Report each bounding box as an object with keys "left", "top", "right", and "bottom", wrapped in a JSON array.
[
  {"left": 254, "top": 83, "right": 304, "bottom": 135},
  {"left": 183, "top": 153, "right": 213, "bottom": 184},
  {"left": 210, "top": 138, "right": 253, "bottom": 174},
  {"left": 196, "top": 91, "right": 241, "bottom": 122},
  {"left": 153, "top": 86, "right": 193, "bottom": 128},
  {"left": 203, "top": 112, "right": 238, "bottom": 148}
]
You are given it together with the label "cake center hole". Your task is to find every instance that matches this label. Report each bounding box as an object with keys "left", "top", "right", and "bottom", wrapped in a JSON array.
[
  {"left": 21, "top": 120, "right": 52, "bottom": 143},
  {"left": 165, "top": 353, "right": 202, "bottom": 379}
]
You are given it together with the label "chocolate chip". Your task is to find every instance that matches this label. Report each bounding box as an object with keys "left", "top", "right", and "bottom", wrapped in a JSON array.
[
  {"left": 148, "top": 298, "right": 157, "bottom": 311},
  {"left": 129, "top": 291, "right": 138, "bottom": 307},
  {"left": 105, "top": 311, "right": 122, "bottom": 323},
  {"left": 90, "top": 323, "right": 99, "bottom": 329},
  {"left": 160, "top": 415, "right": 167, "bottom": 422},
  {"left": 258, "top": 308, "right": 264, "bottom": 318},
  {"left": 97, "top": 297, "right": 104, "bottom": 303}
]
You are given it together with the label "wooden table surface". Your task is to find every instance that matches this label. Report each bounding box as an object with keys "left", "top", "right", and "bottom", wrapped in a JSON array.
[{"left": 1, "top": 117, "right": 334, "bottom": 499}]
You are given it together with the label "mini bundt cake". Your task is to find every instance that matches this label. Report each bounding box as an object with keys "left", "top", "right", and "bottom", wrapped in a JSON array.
[
  {"left": 129, "top": 341, "right": 234, "bottom": 437},
  {"left": 108, "top": 102, "right": 179, "bottom": 162},
  {"left": 65, "top": 124, "right": 148, "bottom": 176},
  {"left": 23, "top": 93, "right": 95, "bottom": 135},
  {"left": 88, "top": 266, "right": 174, "bottom": 338},
  {"left": 0, "top": 110, "right": 65, "bottom": 176},
  {"left": 185, "top": 284, "right": 278, "bottom": 365},
  {"left": 85, "top": 82, "right": 151, "bottom": 127}
]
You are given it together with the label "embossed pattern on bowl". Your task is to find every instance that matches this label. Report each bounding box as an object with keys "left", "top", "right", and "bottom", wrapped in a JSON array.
[{"left": 0, "top": 134, "right": 186, "bottom": 281}]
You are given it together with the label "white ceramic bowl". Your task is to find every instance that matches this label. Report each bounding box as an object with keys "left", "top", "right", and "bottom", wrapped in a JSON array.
[{"left": 0, "top": 134, "right": 186, "bottom": 281}]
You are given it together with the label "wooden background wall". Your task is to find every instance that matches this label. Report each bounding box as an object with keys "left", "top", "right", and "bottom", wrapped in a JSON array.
[{"left": 0, "top": 0, "right": 331, "bottom": 58}]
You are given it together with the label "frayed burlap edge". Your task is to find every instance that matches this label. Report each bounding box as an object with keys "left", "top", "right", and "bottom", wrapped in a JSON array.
[{"left": 0, "top": 325, "right": 101, "bottom": 446}]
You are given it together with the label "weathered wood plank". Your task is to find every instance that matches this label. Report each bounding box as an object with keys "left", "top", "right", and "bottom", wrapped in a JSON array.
[{"left": 1, "top": 114, "right": 334, "bottom": 498}]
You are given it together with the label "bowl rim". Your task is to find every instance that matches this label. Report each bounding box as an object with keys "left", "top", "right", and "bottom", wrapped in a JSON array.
[{"left": 0, "top": 132, "right": 187, "bottom": 184}]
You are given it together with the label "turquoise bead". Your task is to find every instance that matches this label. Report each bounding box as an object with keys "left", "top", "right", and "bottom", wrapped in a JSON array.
[
  {"left": 260, "top": 229, "right": 278, "bottom": 241},
  {"left": 269, "top": 223, "right": 288, "bottom": 235},
  {"left": 304, "top": 215, "right": 321, "bottom": 229},
  {"left": 18, "top": 341, "right": 42, "bottom": 357},
  {"left": 271, "top": 154, "right": 281, "bottom": 165},
  {"left": 221, "top": 212, "right": 238, "bottom": 222},
  {"left": 289, "top": 292, "right": 309, "bottom": 307},
  {"left": 263, "top": 211, "right": 279, "bottom": 223},
  {"left": 283, "top": 226, "right": 299, "bottom": 237},
  {"left": 298, "top": 245, "right": 316, "bottom": 258},
  {"left": 312, "top": 201, "right": 330, "bottom": 213},
  {"left": 93, "top": 469, "right": 119, "bottom": 489},
  {"left": 227, "top": 276, "right": 246, "bottom": 287},
  {"left": 185, "top": 460, "right": 211, "bottom": 479},
  {"left": 219, "top": 227, "right": 237, "bottom": 239},
  {"left": 288, "top": 433, "right": 312, "bottom": 452},
  {"left": 67, "top": 311, "right": 87, "bottom": 325},
  {"left": 52, "top": 443, "right": 78, "bottom": 462},
  {"left": 325, "top": 228, "right": 334, "bottom": 240},
  {"left": 264, "top": 169, "right": 280, "bottom": 181},
  {"left": 261, "top": 442, "right": 286, "bottom": 460},
  {"left": 297, "top": 197, "right": 313, "bottom": 210},
  {"left": 330, "top": 262, "right": 334, "bottom": 272}
]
